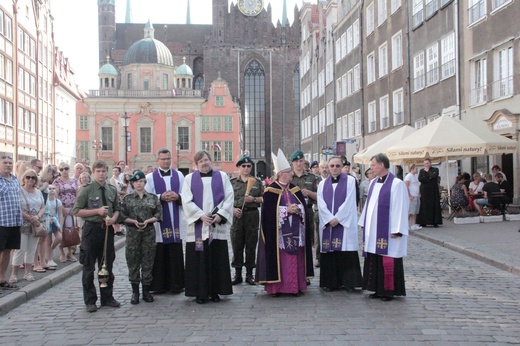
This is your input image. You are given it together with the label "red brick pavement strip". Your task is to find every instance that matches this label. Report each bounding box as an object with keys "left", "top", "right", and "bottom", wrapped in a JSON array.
[{"left": 0, "top": 236, "right": 126, "bottom": 316}]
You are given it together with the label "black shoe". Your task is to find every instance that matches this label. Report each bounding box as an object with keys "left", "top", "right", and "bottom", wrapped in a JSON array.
[
  {"left": 306, "top": 279, "right": 311, "bottom": 285},
  {"left": 195, "top": 297, "right": 207, "bottom": 304},
  {"left": 211, "top": 294, "right": 221, "bottom": 302},
  {"left": 231, "top": 275, "right": 243, "bottom": 285},
  {"left": 271, "top": 293, "right": 282, "bottom": 297},
  {"left": 142, "top": 285, "right": 154, "bottom": 303},
  {"left": 381, "top": 296, "right": 394, "bottom": 301},
  {"left": 245, "top": 276, "right": 256, "bottom": 285},
  {"left": 101, "top": 298, "right": 121, "bottom": 308},
  {"left": 322, "top": 287, "right": 335, "bottom": 292},
  {"left": 86, "top": 304, "right": 98, "bottom": 313},
  {"left": 292, "top": 291, "right": 302, "bottom": 297},
  {"left": 433, "top": 224, "right": 439, "bottom": 228},
  {"left": 131, "top": 292, "right": 139, "bottom": 305},
  {"left": 368, "top": 293, "right": 381, "bottom": 299}
]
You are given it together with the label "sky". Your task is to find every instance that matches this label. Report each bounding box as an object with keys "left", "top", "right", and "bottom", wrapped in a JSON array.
[{"left": 51, "top": 0, "right": 304, "bottom": 91}]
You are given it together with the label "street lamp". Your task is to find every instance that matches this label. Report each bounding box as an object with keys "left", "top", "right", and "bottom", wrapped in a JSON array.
[{"left": 122, "top": 112, "right": 130, "bottom": 166}]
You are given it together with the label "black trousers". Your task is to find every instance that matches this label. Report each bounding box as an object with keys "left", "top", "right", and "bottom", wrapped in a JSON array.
[{"left": 79, "top": 222, "right": 116, "bottom": 305}]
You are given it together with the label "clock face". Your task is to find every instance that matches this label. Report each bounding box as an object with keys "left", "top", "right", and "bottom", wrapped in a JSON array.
[{"left": 238, "top": 0, "right": 263, "bottom": 16}]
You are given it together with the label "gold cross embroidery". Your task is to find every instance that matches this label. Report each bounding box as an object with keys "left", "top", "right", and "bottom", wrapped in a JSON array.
[
  {"left": 286, "top": 237, "right": 293, "bottom": 249},
  {"left": 174, "top": 228, "right": 180, "bottom": 238},
  {"left": 332, "top": 238, "right": 342, "bottom": 249},
  {"left": 162, "top": 228, "right": 173, "bottom": 238},
  {"left": 195, "top": 237, "right": 203, "bottom": 247},
  {"left": 376, "top": 238, "right": 388, "bottom": 250},
  {"left": 322, "top": 239, "right": 330, "bottom": 250}
]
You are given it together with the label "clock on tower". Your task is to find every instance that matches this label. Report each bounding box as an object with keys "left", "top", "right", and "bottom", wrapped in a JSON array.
[{"left": 238, "top": 0, "right": 264, "bottom": 17}]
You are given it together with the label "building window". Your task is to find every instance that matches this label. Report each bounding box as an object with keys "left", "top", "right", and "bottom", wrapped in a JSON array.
[
  {"left": 425, "top": 0, "right": 438, "bottom": 19},
  {"left": 392, "top": 31, "right": 403, "bottom": 70},
  {"left": 347, "top": 27, "right": 353, "bottom": 54},
  {"left": 470, "top": 58, "right": 487, "bottom": 105},
  {"left": 341, "top": 33, "right": 347, "bottom": 59},
  {"left": 348, "top": 113, "right": 355, "bottom": 138},
  {"left": 391, "top": 0, "right": 401, "bottom": 13},
  {"left": 380, "top": 95, "right": 389, "bottom": 129},
  {"left": 367, "top": 52, "right": 375, "bottom": 84},
  {"left": 212, "top": 116, "right": 222, "bottom": 131},
  {"left": 140, "top": 127, "right": 152, "bottom": 153},
  {"left": 79, "top": 141, "right": 89, "bottom": 162},
  {"left": 378, "top": 0, "right": 387, "bottom": 26},
  {"left": 194, "top": 75, "right": 204, "bottom": 90},
  {"left": 212, "top": 141, "right": 222, "bottom": 162},
  {"left": 412, "top": 0, "right": 424, "bottom": 29},
  {"left": 215, "top": 96, "right": 224, "bottom": 106},
  {"left": 101, "top": 127, "right": 113, "bottom": 151},
  {"left": 201, "top": 116, "right": 210, "bottom": 132},
  {"left": 426, "top": 43, "right": 439, "bottom": 85},
  {"left": 353, "top": 20, "right": 360, "bottom": 48},
  {"left": 224, "top": 141, "right": 233, "bottom": 162},
  {"left": 5, "top": 100, "right": 13, "bottom": 126},
  {"left": 202, "top": 140, "right": 210, "bottom": 152},
  {"left": 469, "top": 0, "right": 486, "bottom": 25},
  {"left": 5, "top": 16, "right": 12, "bottom": 41},
  {"left": 493, "top": 46, "right": 513, "bottom": 99},
  {"left": 492, "top": 0, "right": 512, "bottom": 11},
  {"left": 178, "top": 126, "right": 190, "bottom": 150},
  {"left": 353, "top": 64, "right": 360, "bottom": 92},
  {"left": 224, "top": 116, "right": 233, "bottom": 132},
  {"left": 347, "top": 70, "right": 353, "bottom": 96},
  {"left": 244, "top": 60, "right": 266, "bottom": 159},
  {"left": 368, "top": 101, "right": 376, "bottom": 133},
  {"left": 0, "top": 99, "right": 4, "bottom": 124},
  {"left": 441, "top": 33, "right": 455, "bottom": 79},
  {"left": 414, "top": 52, "right": 425, "bottom": 92},
  {"left": 378, "top": 42, "right": 388, "bottom": 78},
  {"left": 143, "top": 80, "right": 150, "bottom": 90},
  {"left": 355, "top": 109, "right": 361, "bottom": 136},
  {"left": 393, "top": 89, "right": 404, "bottom": 125},
  {"left": 366, "top": 3, "right": 375, "bottom": 36},
  {"left": 79, "top": 115, "right": 88, "bottom": 130}
]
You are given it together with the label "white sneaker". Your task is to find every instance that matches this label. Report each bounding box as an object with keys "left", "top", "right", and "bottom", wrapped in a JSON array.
[
  {"left": 47, "top": 260, "right": 58, "bottom": 267},
  {"left": 414, "top": 224, "right": 422, "bottom": 230}
]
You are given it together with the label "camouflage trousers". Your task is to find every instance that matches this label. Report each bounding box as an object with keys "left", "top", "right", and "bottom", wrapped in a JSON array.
[
  {"left": 125, "top": 226, "right": 156, "bottom": 285},
  {"left": 230, "top": 209, "right": 259, "bottom": 270}
]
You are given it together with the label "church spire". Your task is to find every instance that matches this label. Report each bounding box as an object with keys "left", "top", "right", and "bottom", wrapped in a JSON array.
[
  {"left": 125, "top": 0, "right": 132, "bottom": 23},
  {"left": 282, "top": 0, "right": 288, "bottom": 26},
  {"left": 186, "top": 0, "right": 191, "bottom": 24}
]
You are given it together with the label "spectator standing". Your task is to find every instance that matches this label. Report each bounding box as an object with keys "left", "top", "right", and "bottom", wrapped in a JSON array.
[
  {"left": 53, "top": 162, "right": 79, "bottom": 262},
  {"left": 0, "top": 155, "right": 23, "bottom": 289},
  {"left": 416, "top": 159, "right": 442, "bottom": 228},
  {"left": 404, "top": 164, "right": 422, "bottom": 231}
]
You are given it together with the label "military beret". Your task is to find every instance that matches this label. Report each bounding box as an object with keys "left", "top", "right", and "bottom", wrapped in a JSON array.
[
  {"left": 290, "top": 150, "right": 305, "bottom": 162},
  {"left": 129, "top": 170, "right": 146, "bottom": 182},
  {"left": 310, "top": 161, "right": 319, "bottom": 168},
  {"left": 236, "top": 156, "right": 253, "bottom": 167}
]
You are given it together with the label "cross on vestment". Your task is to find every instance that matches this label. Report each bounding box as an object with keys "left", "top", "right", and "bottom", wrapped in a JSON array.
[
  {"left": 174, "top": 228, "right": 180, "bottom": 238},
  {"left": 322, "top": 239, "right": 330, "bottom": 250},
  {"left": 376, "top": 238, "right": 388, "bottom": 249},
  {"left": 162, "top": 228, "right": 173, "bottom": 238},
  {"left": 285, "top": 237, "right": 293, "bottom": 249},
  {"left": 332, "top": 238, "right": 342, "bottom": 248}
]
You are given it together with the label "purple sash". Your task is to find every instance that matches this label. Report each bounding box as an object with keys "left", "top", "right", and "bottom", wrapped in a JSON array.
[
  {"left": 152, "top": 169, "right": 181, "bottom": 244},
  {"left": 363, "top": 173, "right": 395, "bottom": 255},
  {"left": 191, "top": 170, "right": 225, "bottom": 251},
  {"left": 321, "top": 174, "right": 347, "bottom": 252},
  {"left": 279, "top": 185, "right": 302, "bottom": 255}
]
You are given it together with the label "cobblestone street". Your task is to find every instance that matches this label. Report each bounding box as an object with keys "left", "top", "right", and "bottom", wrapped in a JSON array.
[{"left": 1, "top": 233, "right": 519, "bottom": 345}]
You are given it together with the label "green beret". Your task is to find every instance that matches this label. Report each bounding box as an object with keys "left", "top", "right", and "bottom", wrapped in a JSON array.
[
  {"left": 236, "top": 156, "right": 253, "bottom": 167},
  {"left": 290, "top": 150, "right": 304, "bottom": 162},
  {"left": 129, "top": 171, "right": 146, "bottom": 182}
]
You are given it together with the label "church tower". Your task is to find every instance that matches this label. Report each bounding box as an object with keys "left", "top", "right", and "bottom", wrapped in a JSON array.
[
  {"left": 98, "top": 0, "right": 116, "bottom": 67},
  {"left": 212, "top": 0, "right": 227, "bottom": 43}
]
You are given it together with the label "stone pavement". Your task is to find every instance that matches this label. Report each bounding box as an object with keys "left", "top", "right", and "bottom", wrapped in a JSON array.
[{"left": 0, "top": 218, "right": 519, "bottom": 344}]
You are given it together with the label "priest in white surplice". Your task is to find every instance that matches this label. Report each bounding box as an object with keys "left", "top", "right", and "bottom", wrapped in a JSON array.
[
  {"left": 317, "top": 156, "right": 362, "bottom": 292},
  {"left": 182, "top": 151, "right": 234, "bottom": 304},
  {"left": 359, "top": 153, "right": 409, "bottom": 301},
  {"left": 145, "top": 147, "right": 185, "bottom": 294}
]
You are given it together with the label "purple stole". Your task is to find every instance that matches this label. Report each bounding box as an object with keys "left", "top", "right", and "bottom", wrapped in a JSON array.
[
  {"left": 363, "top": 173, "right": 395, "bottom": 256},
  {"left": 191, "top": 170, "right": 225, "bottom": 251},
  {"left": 279, "top": 183, "right": 302, "bottom": 255},
  {"left": 152, "top": 169, "right": 180, "bottom": 244},
  {"left": 321, "top": 173, "right": 347, "bottom": 252}
]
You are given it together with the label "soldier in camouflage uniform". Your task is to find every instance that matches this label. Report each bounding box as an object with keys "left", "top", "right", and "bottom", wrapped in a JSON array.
[
  {"left": 290, "top": 150, "right": 318, "bottom": 281},
  {"left": 121, "top": 171, "right": 162, "bottom": 305},
  {"left": 230, "top": 156, "right": 264, "bottom": 285}
]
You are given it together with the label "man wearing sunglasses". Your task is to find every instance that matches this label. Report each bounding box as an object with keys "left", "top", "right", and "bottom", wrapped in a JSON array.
[
  {"left": 0, "top": 155, "right": 23, "bottom": 289},
  {"left": 290, "top": 150, "right": 317, "bottom": 282},
  {"left": 230, "top": 156, "right": 264, "bottom": 285}
]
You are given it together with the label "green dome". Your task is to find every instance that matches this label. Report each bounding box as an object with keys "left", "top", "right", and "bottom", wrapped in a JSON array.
[
  {"left": 98, "top": 62, "right": 118, "bottom": 76},
  {"left": 175, "top": 63, "right": 193, "bottom": 76}
]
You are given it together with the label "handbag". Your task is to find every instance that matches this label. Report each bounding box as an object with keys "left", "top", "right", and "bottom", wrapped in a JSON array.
[
  {"left": 20, "top": 188, "right": 47, "bottom": 237},
  {"left": 62, "top": 214, "right": 81, "bottom": 247}
]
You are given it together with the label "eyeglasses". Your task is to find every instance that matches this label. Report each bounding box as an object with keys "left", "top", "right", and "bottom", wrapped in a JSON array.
[
  {"left": 59, "top": 167, "right": 70, "bottom": 171},
  {"left": 25, "top": 176, "right": 37, "bottom": 180},
  {"left": 241, "top": 164, "right": 252, "bottom": 168},
  {"left": 1, "top": 155, "right": 13, "bottom": 159},
  {"left": 329, "top": 164, "right": 342, "bottom": 168}
]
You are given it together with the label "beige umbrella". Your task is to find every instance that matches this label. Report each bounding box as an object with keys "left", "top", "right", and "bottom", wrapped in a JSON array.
[
  {"left": 386, "top": 116, "right": 517, "bottom": 161},
  {"left": 354, "top": 125, "right": 417, "bottom": 164}
]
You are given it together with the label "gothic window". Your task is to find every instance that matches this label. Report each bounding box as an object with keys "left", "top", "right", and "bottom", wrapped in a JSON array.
[
  {"left": 244, "top": 60, "right": 266, "bottom": 159},
  {"left": 194, "top": 75, "right": 204, "bottom": 90}
]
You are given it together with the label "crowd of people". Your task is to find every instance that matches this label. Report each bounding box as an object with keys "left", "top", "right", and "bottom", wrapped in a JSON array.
[{"left": 0, "top": 150, "right": 512, "bottom": 309}]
